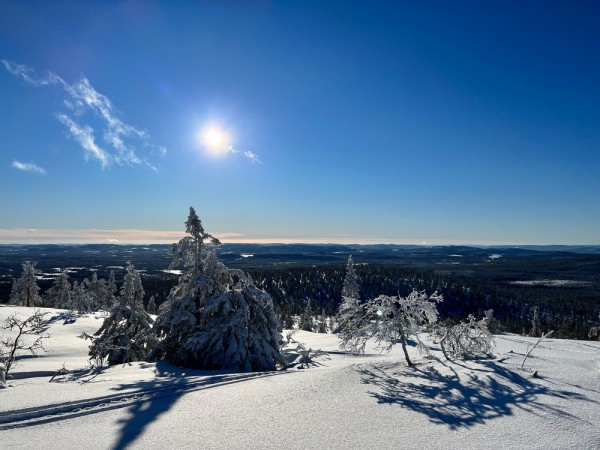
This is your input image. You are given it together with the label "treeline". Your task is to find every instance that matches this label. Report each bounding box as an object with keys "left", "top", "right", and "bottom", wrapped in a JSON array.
[
  {"left": 3, "top": 261, "right": 599, "bottom": 340},
  {"left": 246, "top": 264, "right": 600, "bottom": 340}
]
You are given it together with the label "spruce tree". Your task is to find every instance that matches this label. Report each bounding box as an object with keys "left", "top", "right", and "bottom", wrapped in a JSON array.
[
  {"left": 300, "top": 299, "right": 314, "bottom": 331},
  {"left": 149, "top": 207, "right": 285, "bottom": 371},
  {"left": 88, "top": 262, "right": 154, "bottom": 366},
  {"left": 9, "top": 261, "right": 42, "bottom": 307},
  {"left": 336, "top": 255, "right": 362, "bottom": 334},
  {"left": 45, "top": 270, "right": 71, "bottom": 308}
]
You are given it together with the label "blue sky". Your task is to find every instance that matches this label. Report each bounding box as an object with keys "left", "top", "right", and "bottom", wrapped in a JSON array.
[{"left": 1, "top": 1, "right": 599, "bottom": 245}]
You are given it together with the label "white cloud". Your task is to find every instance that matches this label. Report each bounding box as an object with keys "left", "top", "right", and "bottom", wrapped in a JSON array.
[
  {"left": 56, "top": 114, "right": 111, "bottom": 167},
  {"left": 224, "top": 146, "right": 263, "bottom": 165},
  {"left": 242, "top": 150, "right": 263, "bottom": 165},
  {"left": 2, "top": 60, "right": 166, "bottom": 170},
  {"left": 11, "top": 160, "right": 46, "bottom": 175}
]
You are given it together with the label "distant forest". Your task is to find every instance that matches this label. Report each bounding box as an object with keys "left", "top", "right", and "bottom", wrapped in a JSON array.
[
  {"left": 1, "top": 244, "right": 599, "bottom": 340},
  {"left": 247, "top": 264, "right": 600, "bottom": 340}
]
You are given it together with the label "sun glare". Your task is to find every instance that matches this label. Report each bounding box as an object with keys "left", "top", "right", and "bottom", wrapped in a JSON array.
[{"left": 202, "top": 127, "right": 230, "bottom": 154}]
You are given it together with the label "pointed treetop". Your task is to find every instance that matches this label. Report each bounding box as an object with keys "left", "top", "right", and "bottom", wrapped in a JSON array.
[{"left": 185, "top": 207, "right": 221, "bottom": 246}]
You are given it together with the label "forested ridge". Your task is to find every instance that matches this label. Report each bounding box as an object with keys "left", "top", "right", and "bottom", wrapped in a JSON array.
[{"left": 2, "top": 245, "right": 599, "bottom": 340}]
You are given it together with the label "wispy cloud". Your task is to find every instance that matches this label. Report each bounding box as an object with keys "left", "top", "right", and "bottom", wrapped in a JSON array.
[
  {"left": 2, "top": 59, "right": 166, "bottom": 170},
  {"left": 55, "top": 114, "right": 111, "bottom": 167},
  {"left": 225, "top": 146, "right": 263, "bottom": 165},
  {"left": 241, "top": 150, "right": 263, "bottom": 165},
  {"left": 11, "top": 160, "right": 46, "bottom": 175}
]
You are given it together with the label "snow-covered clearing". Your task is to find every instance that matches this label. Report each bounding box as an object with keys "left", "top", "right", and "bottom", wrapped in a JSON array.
[{"left": 1, "top": 305, "right": 599, "bottom": 449}]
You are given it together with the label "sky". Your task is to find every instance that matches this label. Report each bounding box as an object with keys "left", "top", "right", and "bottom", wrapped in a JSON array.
[{"left": 1, "top": 1, "right": 599, "bottom": 245}]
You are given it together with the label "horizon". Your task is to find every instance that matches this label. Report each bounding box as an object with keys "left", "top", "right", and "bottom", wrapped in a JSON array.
[
  {"left": 2, "top": 2, "right": 599, "bottom": 244},
  {"left": 0, "top": 229, "right": 598, "bottom": 248}
]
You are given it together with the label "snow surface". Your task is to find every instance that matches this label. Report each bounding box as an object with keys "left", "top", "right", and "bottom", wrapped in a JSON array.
[
  {"left": 511, "top": 280, "right": 590, "bottom": 287},
  {"left": 1, "top": 305, "right": 599, "bottom": 449}
]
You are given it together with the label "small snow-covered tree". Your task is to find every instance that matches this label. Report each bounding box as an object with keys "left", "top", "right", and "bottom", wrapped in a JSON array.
[
  {"left": 85, "top": 272, "right": 109, "bottom": 311},
  {"left": 336, "top": 255, "right": 362, "bottom": 334},
  {"left": 86, "top": 262, "right": 154, "bottom": 366},
  {"left": 147, "top": 295, "right": 156, "bottom": 314},
  {"left": 300, "top": 299, "right": 314, "bottom": 331},
  {"left": 339, "top": 290, "right": 442, "bottom": 366},
  {"left": 9, "top": 261, "right": 42, "bottom": 307},
  {"left": 432, "top": 315, "right": 494, "bottom": 360},
  {"left": 529, "top": 306, "right": 542, "bottom": 338},
  {"left": 341, "top": 255, "right": 360, "bottom": 299},
  {"left": 484, "top": 309, "right": 504, "bottom": 334},
  {"left": 44, "top": 270, "right": 71, "bottom": 308},
  {"left": 107, "top": 270, "right": 118, "bottom": 309},
  {"left": 70, "top": 281, "right": 93, "bottom": 314},
  {"left": 0, "top": 310, "right": 49, "bottom": 380},
  {"left": 149, "top": 207, "right": 284, "bottom": 371}
]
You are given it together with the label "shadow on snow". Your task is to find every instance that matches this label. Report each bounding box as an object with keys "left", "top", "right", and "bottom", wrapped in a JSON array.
[
  {"left": 356, "top": 358, "right": 592, "bottom": 430},
  {"left": 109, "top": 361, "right": 285, "bottom": 450},
  {"left": 0, "top": 360, "right": 286, "bottom": 450}
]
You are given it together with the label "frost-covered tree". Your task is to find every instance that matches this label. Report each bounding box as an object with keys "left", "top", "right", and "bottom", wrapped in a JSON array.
[
  {"left": 339, "top": 290, "right": 442, "bottom": 366},
  {"left": 107, "top": 270, "right": 118, "bottom": 309},
  {"left": 183, "top": 285, "right": 284, "bottom": 371},
  {"left": 529, "top": 306, "right": 542, "bottom": 337},
  {"left": 336, "top": 255, "right": 362, "bottom": 334},
  {"left": 431, "top": 315, "right": 495, "bottom": 360},
  {"left": 70, "top": 281, "right": 93, "bottom": 314},
  {"left": 484, "top": 309, "right": 504, "bottom": 334},
  {"left": 300, "top": 299, "right": 314, "bottom": 331},
  {"left": 85, "top": 272, "right": 109, "bottom": 311},
  {"left": 8, "top": 261, "right": 42, "bottom": 307},
  {"left": 86, "top": 262, "right": 154, "bottom": 366},
  {"left": 341, "top": 255, "right": 360, "bottom": 299},
  {"left": 147, "top": 295, "right": 156, "bottom": 315},
  {"left": 0, "top": 310, "right": 49, "bottom": 380},
  {"left": 44, "top": 270, "right": 71, "bottom": 308},
  {"left": 149, "top": 207, "right": 285, "bottom": 371}
]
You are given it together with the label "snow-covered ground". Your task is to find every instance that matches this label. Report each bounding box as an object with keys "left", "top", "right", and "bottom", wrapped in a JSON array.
[{"left": 1, "top": 305, "right": 599, "bottom": 449}]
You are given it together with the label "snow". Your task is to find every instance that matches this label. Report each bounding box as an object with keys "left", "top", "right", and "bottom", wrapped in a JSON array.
[
  {"left": 511, "top": 279, "right": 590, "bottom": 287},
  {"left": 1, "top": 305, "right": 599, "bottom": 449},
  {"left": 161, "top": 269, "right": 182, "bottom": 275}
]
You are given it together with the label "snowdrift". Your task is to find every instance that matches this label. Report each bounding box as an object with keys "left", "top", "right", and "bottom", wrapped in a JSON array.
[{"left": 1, "top": 305, "right": 599, "bottom": 449}]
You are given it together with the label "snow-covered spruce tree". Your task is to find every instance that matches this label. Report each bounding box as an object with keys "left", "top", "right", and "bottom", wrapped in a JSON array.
[
  {"left": 300, "top": 299, "right": 314, "bottom": 331},
  {"left": 529, "top": 306, "right": 542, "bottom": 338},
  {"left": 106, "top": 270, "right": 118, "bottom": 309},
  {"left": 149, "top": 207, "right": 285, "bottom": 371},
  {"left": 87, "top": 262, "right": 154, "bottom": 366},
  {"left": 336, "top": 255, "right": 362, "bottom": 334},
  {"left": 8, "top": 261, "right": 42, "bottom": 307},
  {"left": 147, "top": 295, "right": 156, "bottom": 315},
  {"left": 341, "top": 255, "right": 360, "bottom": 299},
  {"left": 70, "top": 281, "right": 93, "bottom": 314},
  {"left": 339, "top": 290, "right": 442, "bottom": 366},
  {"left": 431, "top": 315, "right": 494, "bottom": 360},
  {"left": 85, "top": 272, "right": 109, "bottom": 311},
  {"left": 44, "top": 269, "right": 71, "bottom": 308}
]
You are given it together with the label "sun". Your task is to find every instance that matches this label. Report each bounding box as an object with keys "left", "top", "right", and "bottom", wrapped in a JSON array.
[{"left": 201, "top": 127, "right": 229, "bottom": 154}]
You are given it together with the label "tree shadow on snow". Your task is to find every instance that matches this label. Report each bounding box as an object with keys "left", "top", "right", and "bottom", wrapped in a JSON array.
[
  {"left": 110, "top": 361, "right": 286, "bottom": 450},
  {"left": 0, "top": 361, "right": 286, "bottom": 446},
  {"left": 357, "top": 359, "right": 592, "bottom": 430}
]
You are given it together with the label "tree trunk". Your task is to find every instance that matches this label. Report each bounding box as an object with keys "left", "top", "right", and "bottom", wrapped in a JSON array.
[
  {"left": 399, "top": 329, "right": 413, "bottom": 367},
  {"left": 439, "top": 331, "right": 452, "bottom": 361}
]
